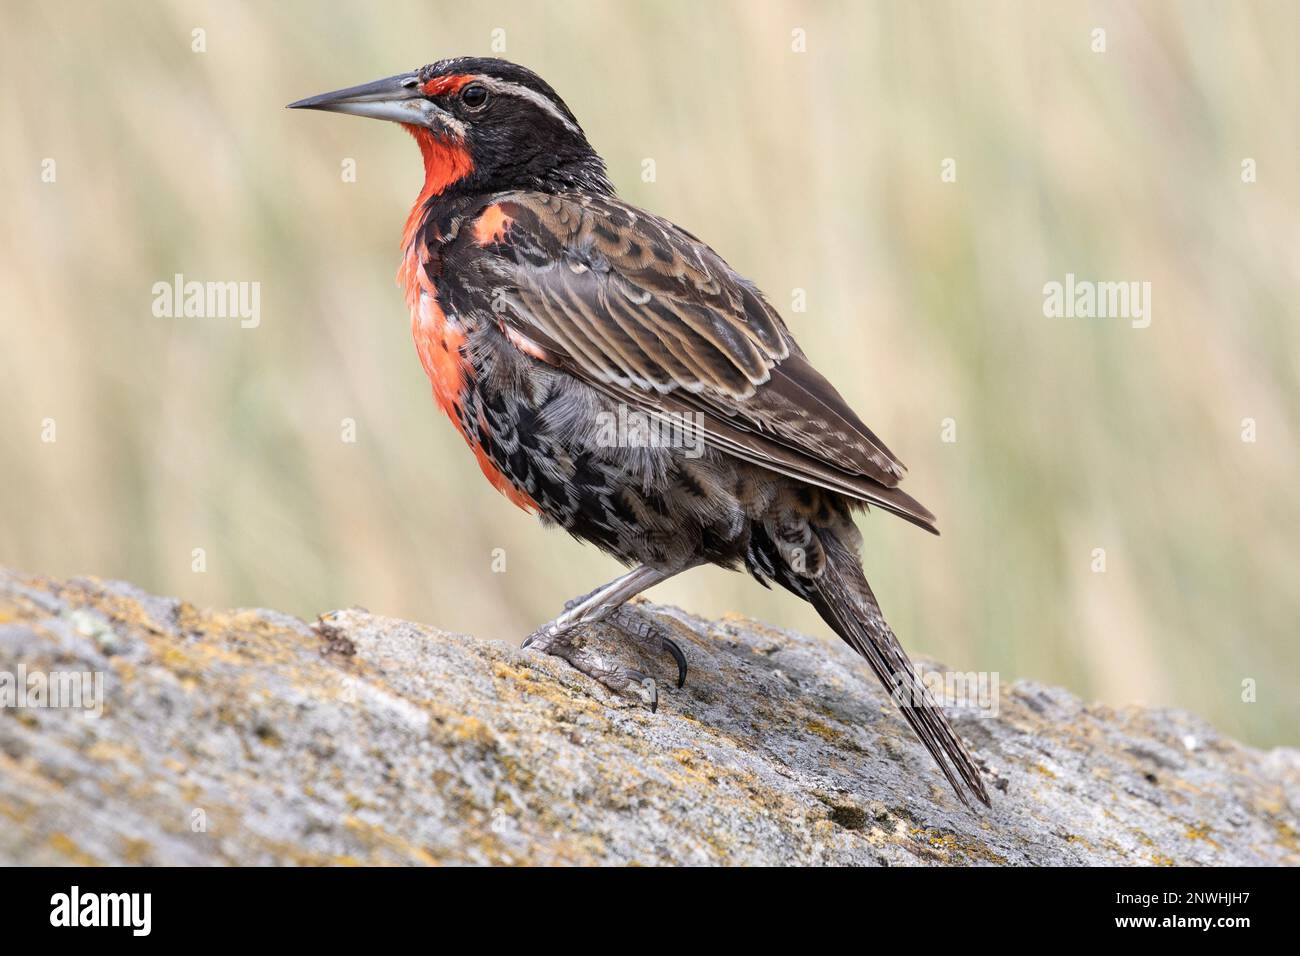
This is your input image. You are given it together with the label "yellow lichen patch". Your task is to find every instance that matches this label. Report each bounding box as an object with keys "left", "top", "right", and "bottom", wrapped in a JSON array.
[
  {"left": 0, "top": 800, "right": 36, "bottom": 824},
  {"left": 120, "top": 837, "right": 153, "bottom": 864},
  {"left": 907, "top": 825, "right": 1009, "bottom": 864},
  {"left": 671, "top": 748, "right": 697, "bottom": 767},
  {"left": 1273, "top": 818, "right": 1299, "bottom": 854},
  {"left": 805, "top": 718, "right": 838, "bottom": 741},
  {"left": 1184, "top": 823, "right": 1221, "bottom": 848},
  {"left": 810, "top": 818, "right": 839, "bottom": 839},
  {"left": 1255, "top": 795, "right": 1286, "bottom": 815},
  {"left": 451, "top": 715, "right": 498, "bottom": 747},
  {"left": 490, "top": 659, "right": 546, "bottom": 694},
  {"left": 59, "top": 581, "right": 165, "bottom": 635},
  {"left": 340, "top": 816, "right": 457, "bottom": 868},
  {"left": 1032, "top": 763, "right": 1058, "bottom": 779},
  {"left": 172, "top": 601, "right": 203, "bottom": 633},
  {"left": 152, "top": 638, "right": 252, "bottom": 675},
  {"left": 169, "top": 612, "right": 311, "bottom": 670},
  {"left": 920, "top": 829, "right": 958, "bottom": 850},
  {"left": 1099, "top": 837, "right": 1127, "bottom": 856},
  {"left": 47, "top": 832, "right": 99, "bottom": 865},
  {"left": 85, "top": 739, "right": 141, "bottom": 763},
  {"left": 1065, "top": 833, "right": 1096, "bottom": 852}
]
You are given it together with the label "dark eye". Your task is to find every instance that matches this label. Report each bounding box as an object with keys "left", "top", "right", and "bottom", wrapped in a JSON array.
[{"left": 460, "top": 84, "right": 489, "bottom": 110}]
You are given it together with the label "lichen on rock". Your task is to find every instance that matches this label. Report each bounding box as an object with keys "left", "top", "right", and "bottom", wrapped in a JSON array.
[{"left": 0, "top": 568, "right": 1295, "bottom": 865}]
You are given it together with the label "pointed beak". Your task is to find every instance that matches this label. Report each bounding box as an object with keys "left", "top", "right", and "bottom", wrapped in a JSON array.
[{"left": 287, "top": 72, "right": 455, "bottom": 131}]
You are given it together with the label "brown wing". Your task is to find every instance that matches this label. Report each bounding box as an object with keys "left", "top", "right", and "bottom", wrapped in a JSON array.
[{"left": 449, "top": 191, "right": 936, "bottom": 532}]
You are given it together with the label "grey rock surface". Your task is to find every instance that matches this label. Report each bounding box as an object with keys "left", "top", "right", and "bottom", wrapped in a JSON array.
[{"left": 0, "top": 568, "right": 1295, "bottom": 865}]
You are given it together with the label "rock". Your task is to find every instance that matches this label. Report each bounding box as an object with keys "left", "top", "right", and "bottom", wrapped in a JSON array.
[{"left": 0, "top": 567, "right": 1295, "bottom": 866}]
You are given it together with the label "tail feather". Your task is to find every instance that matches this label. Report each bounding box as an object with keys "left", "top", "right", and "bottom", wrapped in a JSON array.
[{"left": 808, "top": 533, "right": 991, "bottom": 807}]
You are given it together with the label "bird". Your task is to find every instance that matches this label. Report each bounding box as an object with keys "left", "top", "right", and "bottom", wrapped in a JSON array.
[{"left": 289, "top": 57, "right": 990, "bottom": 807}]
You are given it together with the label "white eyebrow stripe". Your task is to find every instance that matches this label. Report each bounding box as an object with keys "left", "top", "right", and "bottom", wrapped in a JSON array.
[{"left": 474, "top": 76, "right": 580, "bottom": 133}]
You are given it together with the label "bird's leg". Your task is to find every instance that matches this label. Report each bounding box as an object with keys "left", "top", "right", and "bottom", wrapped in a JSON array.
[
  {"left": 522, "top": 564, "right": 692, "bottom": 711},
  {"left": 524, "top": 565, "right": 667, "bottom": 644}
]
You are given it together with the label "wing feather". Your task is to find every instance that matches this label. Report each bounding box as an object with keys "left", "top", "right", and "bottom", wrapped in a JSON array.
[{"left": 444, "top": 191, "right": 933, "bottom": 530}]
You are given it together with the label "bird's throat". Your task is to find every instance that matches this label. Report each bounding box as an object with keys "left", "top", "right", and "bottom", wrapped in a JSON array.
[{"left": 399, "top": 125, "right": 474, "bottom": 252}]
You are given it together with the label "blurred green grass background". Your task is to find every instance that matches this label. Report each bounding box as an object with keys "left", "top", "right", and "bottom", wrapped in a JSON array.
[{"left": 2, "top": 1, "right": 1296, "bottom": 745}]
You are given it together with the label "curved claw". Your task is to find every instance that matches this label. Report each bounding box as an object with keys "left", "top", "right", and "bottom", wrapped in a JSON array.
[
  {"left": 640, "top": 676, "right": 658, "bottom": 714},
  {"left": 662, "top": 637, "right": 688, "bottom": 689},
  {"left": 521, "top": 622, "right": 563, "bottom": 651}
]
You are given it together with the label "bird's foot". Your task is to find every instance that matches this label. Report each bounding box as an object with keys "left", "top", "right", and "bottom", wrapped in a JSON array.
[
  {"left": 521, "top": 602, "right": 687, "bottom": 712},
  {"left": 608, "top": 603, "right": 688, "bottom": 689}
]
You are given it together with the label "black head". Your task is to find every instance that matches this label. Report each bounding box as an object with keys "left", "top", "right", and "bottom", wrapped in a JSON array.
[{"left": 289, "top": 57, "right": 613, "bottom": 197}]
